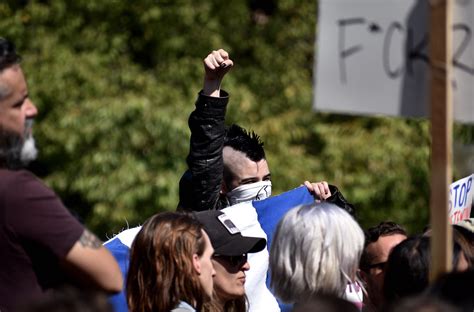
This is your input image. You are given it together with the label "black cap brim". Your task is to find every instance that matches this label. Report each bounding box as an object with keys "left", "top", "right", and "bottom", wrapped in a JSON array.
[
  {"left": 194, "top": 210, "right": 267, "bottom": 256},
  {"left": 214, "top": 234, "right": 267, "bottom": 256}
]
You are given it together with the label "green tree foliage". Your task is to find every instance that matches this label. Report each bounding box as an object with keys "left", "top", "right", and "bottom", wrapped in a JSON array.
[{"left": 0, "top": 0, "right": 471, "bottom": 237}]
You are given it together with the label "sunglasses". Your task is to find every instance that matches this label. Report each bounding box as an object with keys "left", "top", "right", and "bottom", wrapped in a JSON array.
[{"left": 213, "top": 253, "right": 248, "bottom": 267}]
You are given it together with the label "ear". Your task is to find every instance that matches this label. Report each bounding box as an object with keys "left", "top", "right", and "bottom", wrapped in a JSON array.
[{"left": 192, "top": 253, "right": 201, "bottom": 274}]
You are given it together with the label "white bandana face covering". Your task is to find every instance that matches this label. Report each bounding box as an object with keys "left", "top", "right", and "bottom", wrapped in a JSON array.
[{"left": 226, "top": 180, "right": 272, "bottom": 206}]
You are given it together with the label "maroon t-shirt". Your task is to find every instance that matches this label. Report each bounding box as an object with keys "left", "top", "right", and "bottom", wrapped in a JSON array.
[{"left": 0, "top": 169, "right": 84, "bottom": 311}]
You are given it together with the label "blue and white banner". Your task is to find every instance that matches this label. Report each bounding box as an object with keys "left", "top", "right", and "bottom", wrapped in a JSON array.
[{"left": 104, "top": 227, "right": 140, "bottom": 312}]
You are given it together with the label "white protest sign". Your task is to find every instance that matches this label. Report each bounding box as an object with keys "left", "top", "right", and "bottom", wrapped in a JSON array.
[
  {"left": 449, "top": 174, "right": 473, "bottom": 224},
  {"left": 314, "top": 0, "right": 474, "bottom": 123}
]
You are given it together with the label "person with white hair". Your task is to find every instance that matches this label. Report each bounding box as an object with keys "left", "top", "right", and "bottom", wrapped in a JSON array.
[{"left": 269, "top": 202, "right": 364, "bottom": 308}]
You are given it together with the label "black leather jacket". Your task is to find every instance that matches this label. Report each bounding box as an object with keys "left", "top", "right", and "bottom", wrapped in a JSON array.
[{"left": 178, "top": 91, "right": 229, "bottom": 211}]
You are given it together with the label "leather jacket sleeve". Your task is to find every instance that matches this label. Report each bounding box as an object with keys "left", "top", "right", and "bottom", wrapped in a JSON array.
[
  {"left": 327, "top": 184, "right": 356, "bottom": 217},
  {"left": 177, "top": 90, "right": 229, "bottom": 211}
]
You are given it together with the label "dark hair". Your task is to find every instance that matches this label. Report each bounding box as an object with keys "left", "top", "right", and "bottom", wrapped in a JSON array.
[
  {"left": 0, "top": 38, "right": 21, "bottom": 71},
  {"left": 360, "top": 221, "right": 407, "bottom": 272},
  {"left": 383, "top": 235, "right": 431, "bottom": 303},
  {"left": 453, "top": 225, "right": 474, "bottom": 268},
  {"left": 224, "top": 124, "right": 265, "bottom": 162},
  {"left": 126, "top": 212, "right": 208, "bottom": 312},
  {"left": 427, "top": 269, "right": 474, "bottom": 312},
  {"left": 291, "top": 294, "right": 359, "bottom": 312},
  {"left": 386, "top": 295, "right": 460, "bottom": 312},
  {"left": 383, "top": 235, "right": 466, "bottom": 304}
]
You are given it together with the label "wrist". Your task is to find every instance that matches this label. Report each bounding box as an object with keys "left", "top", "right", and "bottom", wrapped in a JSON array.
[{"left": 203, "top": 79, "right": 222, "bottom": 97}]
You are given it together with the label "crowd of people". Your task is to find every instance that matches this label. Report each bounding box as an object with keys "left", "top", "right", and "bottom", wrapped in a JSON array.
[{"left": 0, "top": 38, "right": 473, "bottom": 312}]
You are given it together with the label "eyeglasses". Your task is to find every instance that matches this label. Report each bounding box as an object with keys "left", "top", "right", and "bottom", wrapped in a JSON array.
[{"left": 213, "top": 253, "right": 248, "bottom": 267}]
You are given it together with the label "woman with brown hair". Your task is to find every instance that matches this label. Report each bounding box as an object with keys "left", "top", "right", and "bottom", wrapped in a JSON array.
[
  {"left": 194, "top": 210, "right": 267, "bottom": 312},
  {"left": 126, "top": 212, "right": 215, "bottom": 312}
]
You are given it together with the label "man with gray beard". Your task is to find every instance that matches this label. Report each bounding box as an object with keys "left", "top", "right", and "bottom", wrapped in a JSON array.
[
  {"left": 0, "top": 38, "right": 122, "bottom": 311},
  {"left": 0, "top": 117, "right": 37, "bottom": 169}
]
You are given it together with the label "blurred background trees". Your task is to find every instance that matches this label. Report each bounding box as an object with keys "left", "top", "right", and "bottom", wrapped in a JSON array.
[{"left": 1, "top": 0, "right": 472, "bottom": 238}]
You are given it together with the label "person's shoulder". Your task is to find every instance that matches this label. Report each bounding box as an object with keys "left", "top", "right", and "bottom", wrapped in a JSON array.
[
  {"left": 170, "top": 301, "right": 196, "bottom": 312},
  {"left": 0, "top": 169, "right": 57, "bottom": 203},
  {"left": 0, "top": 169, "right": 41, "bottom": 189},
  {"left": 17, "top": 169, "right": 54, "bottom": 192},
  {"left": 0, "top": 168, "right": 35, "bottom": 179},
  {"left": 1, "top": 169, "right": 44, "bottom": 184}
]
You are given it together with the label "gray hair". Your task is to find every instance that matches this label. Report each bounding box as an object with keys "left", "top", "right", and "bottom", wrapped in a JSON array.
[{"left": 269, "top": 202, "right": 364, "bottom": 303}]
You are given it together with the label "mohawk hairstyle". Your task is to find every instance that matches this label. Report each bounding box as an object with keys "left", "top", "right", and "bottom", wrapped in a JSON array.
[
  {"left": 224, "top": 124, "right": 265, "bottom": 162},
  {"left": 0, "top": 38, "right": 21, "bottom": 72}
]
